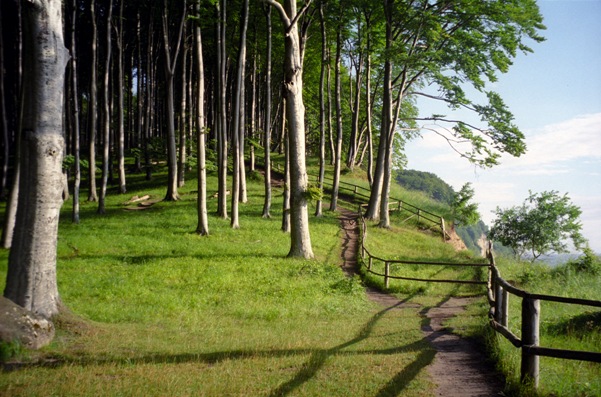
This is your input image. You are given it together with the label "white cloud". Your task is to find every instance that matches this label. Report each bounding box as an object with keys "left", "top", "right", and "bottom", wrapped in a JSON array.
[{"left": 499, "top": 112, "right": 601, "bottom": 173}]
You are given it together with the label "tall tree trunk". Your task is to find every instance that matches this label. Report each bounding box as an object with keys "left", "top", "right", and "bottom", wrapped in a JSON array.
[
  {"left": 261, "top": 5, "right": 272, "bottom": 219},
  {"left": 178, "top": 21, "right": 188, "bottom": 188},
  {"left": 144, "top": 13, "right": 155, "bottom": 182},
  {"left": 231, "top": 0, "right": 249, "bottom": 229},
  {"left": 265, "top": 0, "right": 314, "bottom": 259},
  {"left": 216, "top": 0, "right": 228, "bottom": 218},
  {"left": 98, "top": 0, "right": 113, "bottom": 215},
  {"left": 5, "top": 0, "right": 69, "bottom": 318},
  {"left": 70, "top": 0, "right": 81, "bottom": 223},
  {"left": 281, "top": 101, "right": 289, "bottom": 233},
  {"left": 346, "top": 22, "right": 363, "bottom": 170},
  {"left": 365, "top": 12, "right": 374, "bottom": 187},
  {"left": 329, "top": 27, "right": 343, "bottom": 212},
  {"left": 161, "top": 0, "right": 186, "bottom": 202},
  {"left": 315, "top": 2, "right": 327, "bottom": 218},
  {"left": 115, "top": 0, "right": 126, "bottom": 194},
  {"left": 135, "top": 9, "right": 144, "bottom": 173},
  {"left": 365, "top": 2, "right": 393, "bottom": 221},
  {"left": 0, "top": 1, "right": 22, "bottom": 248},
  {"left": 88, "top": 0, "right": 98, "bottom": 202},
  {"left": 194, "top": 1, "right": 209, "bottom": 236},
  {"left": 0, "top": 5, "right": 8, "bottom": 199}
]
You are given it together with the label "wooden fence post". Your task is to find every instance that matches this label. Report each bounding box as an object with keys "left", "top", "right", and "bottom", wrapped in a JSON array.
[
  {"left": 385, "top": 262, "right": 390, "bottom": 289},
  {"left": 495, "top": 283, "right": 503, "bottom": 323},
  {"left": 521, "top": 296, "right": 540, "bottom": 389},
  {"left": 502, "top": 290, "right": 509, "bottom": 327},
  {"left": 440, "top": 217, "right": 446, "bottom": 241}
]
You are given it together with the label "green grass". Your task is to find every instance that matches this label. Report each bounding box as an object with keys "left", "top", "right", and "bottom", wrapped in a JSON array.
[
  {"left": 2, "top": 164, "right": 598, "bottom": 396},
  {"left": 0, "top": 168, "right": 439, "bottom": 396},
  {"left": 445, "top": 256, "right": 601, "bottom": 397}
]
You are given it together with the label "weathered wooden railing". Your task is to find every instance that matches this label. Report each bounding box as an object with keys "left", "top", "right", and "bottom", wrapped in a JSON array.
[
  {"left": 357, "top": 207, "right": 489, "bottom": 287},
  {"left": 486, "top": 250, "right": 601, "bottom": 388},
  {"left": 358, "top": 210, "right": 601, "bottom": 391},
  {"left": 309, "top": 174, "right": 450, "bottom": 241}
]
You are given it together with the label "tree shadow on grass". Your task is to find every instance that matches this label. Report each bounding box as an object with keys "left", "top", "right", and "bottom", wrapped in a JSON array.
[{"left": 2, "top": 298, "right": 436, "bottom": 396}]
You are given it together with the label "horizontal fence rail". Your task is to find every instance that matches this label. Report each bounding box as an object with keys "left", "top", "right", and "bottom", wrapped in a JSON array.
[
  {"left": 308, "top": 173, "right": 451, "bottom": 241},
  {"left": 307, "top": 169, "right": 600, "bottom": 391},
  {"left": 487, "top": 253, "right": 601, "bottom": 388}
]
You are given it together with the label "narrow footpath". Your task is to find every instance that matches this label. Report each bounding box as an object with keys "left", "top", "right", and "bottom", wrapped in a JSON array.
[{"left": 338, "top": 207, "right": 504, "bottom": 397}]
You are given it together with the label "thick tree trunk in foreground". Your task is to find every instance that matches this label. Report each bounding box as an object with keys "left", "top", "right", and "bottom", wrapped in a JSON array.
[
  {"left": 265, "top": 0, "right": 314, "bottom": 259},
  {"left": 4, "top": 0, "right": 69, "bottom": 318}
]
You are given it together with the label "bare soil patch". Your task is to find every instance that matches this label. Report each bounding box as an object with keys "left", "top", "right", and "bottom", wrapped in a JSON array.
[{"left": 337, "top": 207, "right": 504, "bottom": 396}]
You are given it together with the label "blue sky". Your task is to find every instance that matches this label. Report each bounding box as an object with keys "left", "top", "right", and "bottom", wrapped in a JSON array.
[{"left": 405, "top": 0, "right": 601, "bottom": 252}]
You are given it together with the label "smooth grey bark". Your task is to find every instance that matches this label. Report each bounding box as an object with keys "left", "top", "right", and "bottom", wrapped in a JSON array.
[
  {"left": 161, "top": 0, "right": 186, "bottom": 201},
  {"left": 87, "top": 0, "right": 98, "bottom": 202},
  {"left": 264, "top": 0, "right": 314, "bottom": 259},
  {"left": 231, "top": 0, "right": 249, "bottom": 229},
  {"left": 261, "top": 5, "right": 273, "bottom": 219},
  {"left": 4, "top": 0, "right": 69, "bottom": 318},
  {"left": 70, "top": 0, "right": 81, "bottom": 223},
  {"left": 115, "top": 0, "right": 126, "bottom": 194},
  {"left": 98, "top": 0, "right": 113, "bottom": 215},
  {"left": 216, "top": 0, "right": 228, "bottom": 218},
  {"left": 281, "top": 104, "right": 290, "bottom": 233},
  {"left": 315, "top": 2, "right": 327, "bottom": 218},
  {"left": 0, "top": 2, "right": 22, "bottom": 248},
  {"left": 194, "top": 1, "right": 209, "bottom": 236},
  {"left": 178, "top": 20, "right": 188, "bottom": 188},
  {"left": 329, "top": 27, "right": 343, "bottom": 212}
]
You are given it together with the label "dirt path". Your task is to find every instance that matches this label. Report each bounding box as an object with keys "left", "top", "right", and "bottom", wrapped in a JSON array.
[{"left": 338, "top": 207, "right": 504, "bottom": 396}]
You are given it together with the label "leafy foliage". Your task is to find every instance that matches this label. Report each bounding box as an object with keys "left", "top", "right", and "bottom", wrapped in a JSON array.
[
  {"left": 395, "top": 169, "right": 454, "bottom": 204},
  {"left": 451, "top": 182, "right": 480, "bottom": 227},
  {"left": 489, "top": 191, "right": 587, "bottom": 262}
]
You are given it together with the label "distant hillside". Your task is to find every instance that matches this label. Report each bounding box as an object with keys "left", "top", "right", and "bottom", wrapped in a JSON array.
[
  {"left": 395, "top": 169, "right": 513, "bottom": 257},
  {"left": 395, "top": 169, "right": 454, "bottom": 204}
]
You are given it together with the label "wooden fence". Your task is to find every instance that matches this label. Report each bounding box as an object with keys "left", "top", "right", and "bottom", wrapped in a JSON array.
[
  {"left": 486, "top": 248, "right": 601, "bottom": 388},
  {"left": 357, "top": 209, "right": 601, "bottom": 390},
  {"left": 308, "top": 173, "right": 451, "bottom": 241}
]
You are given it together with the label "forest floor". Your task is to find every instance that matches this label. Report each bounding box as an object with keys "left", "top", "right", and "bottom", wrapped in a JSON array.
[{"left": 337, "top": 207, "right": 505, "bottom": 397}]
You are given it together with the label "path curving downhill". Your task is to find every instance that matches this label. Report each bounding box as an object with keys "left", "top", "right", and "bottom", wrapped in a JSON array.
[{"left": 337, "top": 207, "right": 504, "bottom": 396}]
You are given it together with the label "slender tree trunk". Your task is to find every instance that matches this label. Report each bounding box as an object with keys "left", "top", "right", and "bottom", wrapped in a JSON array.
[
  {"left": 0, "top": 2, "right": 22, "bottom": 248},
  {"left": 5, "top": 0, "right": 69, "bottom": 318},
  {"left": 88, "top": 0, "right": 98, "bottom": 202},
  {"left": 115, "top": 0, "right": 126, "bottom": 194},
  {"left": 365, "top": 19, "right": 373, "bottom": 187},
  {"left": 329, "top": 27, "right": 343, "bottom": 212},
  {"left": 70, "top": 0, "right": 81, "bottom": 223},
  {"left": 281, "top": 101, "right": 290, "bottom": 232},
  {"left": 178, "top": 21, "right": 188, "bottom": 188},
  {"left": 98, "top": 0, "right": 113, "bottom": 215},
  {"left": 0, "top": 6, "right": 8, "bottom": 199},
  {"left": 315, "top": 2, "right": 327, "bottom": 217},
  {"left": 194, "top": 2, "right": 209, "bottom": 236},
  {"left": 135, "top": 9, "right": 144, "bottom": 173},
  {"left": 261, "top": 5, "right": 273, "bottom": 219},
  {"left": 231, "top": 0, "right": 249, "bottom": 229},
  {"left": 347, "top": 27, "right": 363, "bottom": 170},
  {"left": 216, "top": 0, "right": 228, "bottom": 218},
  {"left": 161, "top": 0, "right": 186, "bottom": 201}
]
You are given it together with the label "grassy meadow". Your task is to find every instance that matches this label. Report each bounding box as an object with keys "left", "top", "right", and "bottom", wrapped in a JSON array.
[{"left": 1, "top": 163, "right": 599, "bottom": 397}]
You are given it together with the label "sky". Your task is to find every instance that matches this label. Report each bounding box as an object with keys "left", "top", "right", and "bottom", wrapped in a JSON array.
[{"left": 405, "top": 0, "right": 601, "bottom": 253}]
